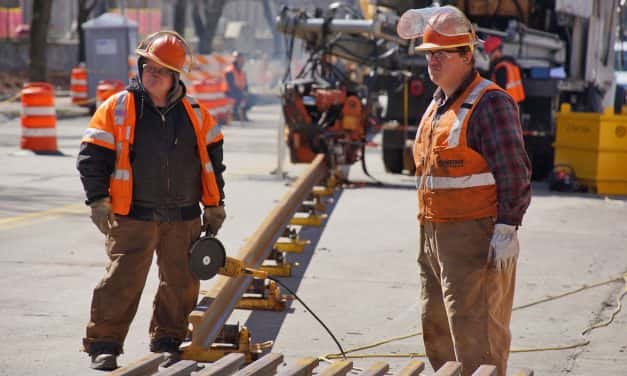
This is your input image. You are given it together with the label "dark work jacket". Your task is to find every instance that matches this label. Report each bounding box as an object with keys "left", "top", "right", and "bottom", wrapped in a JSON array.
[{"left": 76, "top": 77, "right": 226, "bottom": 222}]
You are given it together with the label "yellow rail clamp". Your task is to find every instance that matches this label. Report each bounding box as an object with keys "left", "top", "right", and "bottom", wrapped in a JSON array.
[
  {"left": 289, "top": 213, "right": 327, "bottom": 227},
  {"left": 304, "top": 197, "right": 327, "bottom": 212},
  {"left": 181, "top": 325, "right": 272, "bottom": 363},
  {"left": 274, "top": 238, "right": 310, "bottom": 253},
  {"left": 326, "top": 170, "right": 343, "bottom": 189},
  {"left": 260, "top": 263, "right": 293, "bottom": 277},
  {"left": 312, "top": 186, "right": 334, "bottom": 197},
  {"left": 313, "top": 199, "right": 327, "bottom": 212},
  {"left": 282, "top": 226, "right": 298, "bottom": 239},
  {"left": 260, "top": 250, "right": 294, "bottom": 277},
  {"left": 236, "top": 279, "right": 290, "bottom": 311}
]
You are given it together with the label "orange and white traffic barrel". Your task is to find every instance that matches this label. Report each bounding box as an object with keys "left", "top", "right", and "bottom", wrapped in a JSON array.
[
  {"left": 20, "top": 82, "right": 57, "bottom": 152},
  {"left": 96, "top": 80, "right": 125, "bottom": 108},
  {"left": 189, "top": 79, "right": 233, "bottom": 124},
  {"left": 70, "top": 65, "right": 88, "bottom": 105}
]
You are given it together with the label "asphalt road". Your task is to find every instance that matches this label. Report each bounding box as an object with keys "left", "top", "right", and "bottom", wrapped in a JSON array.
[{"left": 0, "top": 104, "right": 626, "bottom": 375}]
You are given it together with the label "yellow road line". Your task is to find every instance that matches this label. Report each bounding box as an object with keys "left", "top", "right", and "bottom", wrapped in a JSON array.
[{"left": 0, "top": 203, "right": 86, "bottom": 230}]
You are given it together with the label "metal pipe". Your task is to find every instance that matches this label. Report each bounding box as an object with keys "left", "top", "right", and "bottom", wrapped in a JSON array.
[
  {"left": 187, "top": 154, "right": 329, "bottom": 349},
  {"left": 276, "top": 15, "right": 404, "bottom": 45},
  {"left": 276, "top": 17, "right": 377, "bottom": 35}
]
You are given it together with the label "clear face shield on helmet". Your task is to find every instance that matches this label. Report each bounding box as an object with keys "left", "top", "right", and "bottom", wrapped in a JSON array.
[
  {"left": 396, "top": 5, "right": 479, "bottom": 53},
  {"left": 136, "top": 30, "right": 194, "bottom": 74}
]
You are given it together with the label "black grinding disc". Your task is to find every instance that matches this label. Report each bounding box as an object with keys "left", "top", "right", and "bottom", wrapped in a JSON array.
[{"left": 189, "top": 236, "right": 226, "bottom": 280}]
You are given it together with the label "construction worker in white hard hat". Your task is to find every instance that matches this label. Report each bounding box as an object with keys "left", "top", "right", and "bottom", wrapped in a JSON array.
[
  {"left": 397, "top": 6, "right": 531, "bottom": 376},
  {"left": 77, "top": 31, "right": 226, "bottom": 370}
]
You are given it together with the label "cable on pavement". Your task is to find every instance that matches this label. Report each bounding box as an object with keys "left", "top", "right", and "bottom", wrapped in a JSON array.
[{"left": 320, "top": 273, "right": 627, "bottom": 361}]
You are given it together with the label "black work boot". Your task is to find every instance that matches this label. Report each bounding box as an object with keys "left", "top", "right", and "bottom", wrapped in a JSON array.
[
  {"left": 87, "top": 342, "right": 120, "bottom": 371},
  {"left": 90, "top": 353, "right": 118, "bottom": 371},
  {"left": 150, "top": 337, "right": 182, "bottom": 368}
]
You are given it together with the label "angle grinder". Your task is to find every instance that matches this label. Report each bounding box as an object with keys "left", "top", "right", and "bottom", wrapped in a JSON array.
[{"left": 189, "top": 233, "right": 267, "bottom": 280}]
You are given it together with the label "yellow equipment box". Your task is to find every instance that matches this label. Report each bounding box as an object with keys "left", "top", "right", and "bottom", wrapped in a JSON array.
[{"left": 554, "top": 104, "right": 627, "bottom": 195}]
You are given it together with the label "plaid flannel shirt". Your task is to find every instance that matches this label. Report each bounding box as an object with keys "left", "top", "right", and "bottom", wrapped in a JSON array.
[{"left": 432, "top": 71, "right": 531, "bottom": 225}]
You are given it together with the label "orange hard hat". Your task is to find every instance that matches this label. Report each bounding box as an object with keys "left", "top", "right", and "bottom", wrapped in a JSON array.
[
  {"left": 483, "top": 36, "right": 502, "bottom": 54},
  {"left": 397, "top": 6, "right": 479, "bottom": 52},
  {"left": 136, "top": 31, "right": 191, "bottom": 73}
]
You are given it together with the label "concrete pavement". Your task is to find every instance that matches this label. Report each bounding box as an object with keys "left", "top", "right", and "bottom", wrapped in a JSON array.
[{"left": 0, "top": 103, "right": 626, "bottom": 375}]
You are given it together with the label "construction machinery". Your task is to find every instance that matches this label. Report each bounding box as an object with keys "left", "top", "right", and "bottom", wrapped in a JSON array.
[{"left": 276, "top": 0, "right": 620, "bottom": 180}]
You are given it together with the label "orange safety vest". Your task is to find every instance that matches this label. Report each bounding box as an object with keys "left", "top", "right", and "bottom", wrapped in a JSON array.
[
  {"left": 491, "top": 60, "right": 525, "bottom": 103},
  {"left": 414, "top": 75, "right": 504, "bottom": 222},
  {"left": 225, "top": 64, "right": 247, "bottom": 91},
  {"left": 81, "top": 91, "right": 223, "bottom": 215}
]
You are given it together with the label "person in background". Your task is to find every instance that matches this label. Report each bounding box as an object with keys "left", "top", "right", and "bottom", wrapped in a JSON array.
[
  {"left": 483, "top": 35, "right": 526, "bottom": 103},
  {"left": 224, "top": 51, "right": 255, "bottom": 121}
]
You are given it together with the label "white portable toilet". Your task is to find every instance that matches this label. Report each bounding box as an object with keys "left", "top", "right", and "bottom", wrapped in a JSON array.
[{"left": 82, "top": 13, "right": 138, "bottom": 106}]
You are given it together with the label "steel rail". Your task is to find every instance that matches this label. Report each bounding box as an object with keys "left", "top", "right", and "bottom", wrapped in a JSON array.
[{"left": 185, "top": 154, "right": 329, "bottom": 350}]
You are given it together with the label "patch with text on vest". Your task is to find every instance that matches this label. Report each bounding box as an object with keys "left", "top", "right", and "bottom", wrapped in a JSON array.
[{"left": 438, "top": 159, "right": 464, "bottom": 168}]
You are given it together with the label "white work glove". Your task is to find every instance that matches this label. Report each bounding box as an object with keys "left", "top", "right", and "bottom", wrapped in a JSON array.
[{"left": 488, "top": 224, "right": 519, "bottom": 272}]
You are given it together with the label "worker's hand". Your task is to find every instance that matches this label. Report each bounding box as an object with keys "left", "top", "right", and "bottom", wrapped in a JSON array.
[
  {"left": 202, "top": 205, "right": 226, "bottom": 235},
  {"left": 89, "top": 197, "right": 118, "bottom": 235},
  {"left": 488, "top": 224, "right": 519, "bottom": 272}
]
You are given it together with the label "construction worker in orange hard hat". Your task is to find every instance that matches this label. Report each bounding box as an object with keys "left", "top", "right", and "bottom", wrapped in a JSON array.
[
  {"left": 224, "top": 51, "right": 256, "bottom": 121},
  {"left": 77, "top": 30, "right": 226, "bottom": 371},
  {"left": 483, "top": 35, "right": 526, "bottom": 103},
  {"left": 398, "top": 6, "right": 531, "bottom": 376}
]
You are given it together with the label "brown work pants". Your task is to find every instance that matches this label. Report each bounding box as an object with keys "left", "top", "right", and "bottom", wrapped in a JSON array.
[
  {"left": 418, "top": 218, "right": 516, "bottom": 376},
  {"left": 83, "top": 216, "right": 201, "bottom": 353}
]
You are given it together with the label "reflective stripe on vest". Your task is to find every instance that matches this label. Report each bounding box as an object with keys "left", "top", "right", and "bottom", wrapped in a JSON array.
[
  {"left": 448, "top": 79, "right": 492, "bottom": 148},
  {"left": 186, "top": 95, "right": 222, "bottom": 143},
  {"left": 114, "top": 94, "right": 128, "bottom": 127},
  {"left": 416, "top": 172, "right": 495, "bottom": 190},
  {"left": 205, "top": 123, "right": 222, "bottom": 143},
  {"left": 113, "top": 169, "right": 130, "bottom": 180},
  {"left": 186, "top": 96, "right": 204, "bottom": 126},
  {"left": 83, "top": 127, "right": 114, "bottom": 145},
  {"left": 112, "top": 93, "right": 130, "bottom": 184}
]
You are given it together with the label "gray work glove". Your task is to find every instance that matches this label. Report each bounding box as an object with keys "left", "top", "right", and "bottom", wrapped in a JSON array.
[
  {"left": 488, "top": 224, "right": 519, "bottom": 272},
  {"left": 202, "top": 205, "right": 226, "bottom": 235},
  {"left": 89, "top": 197, "right": 118, "bottom": 235}
]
